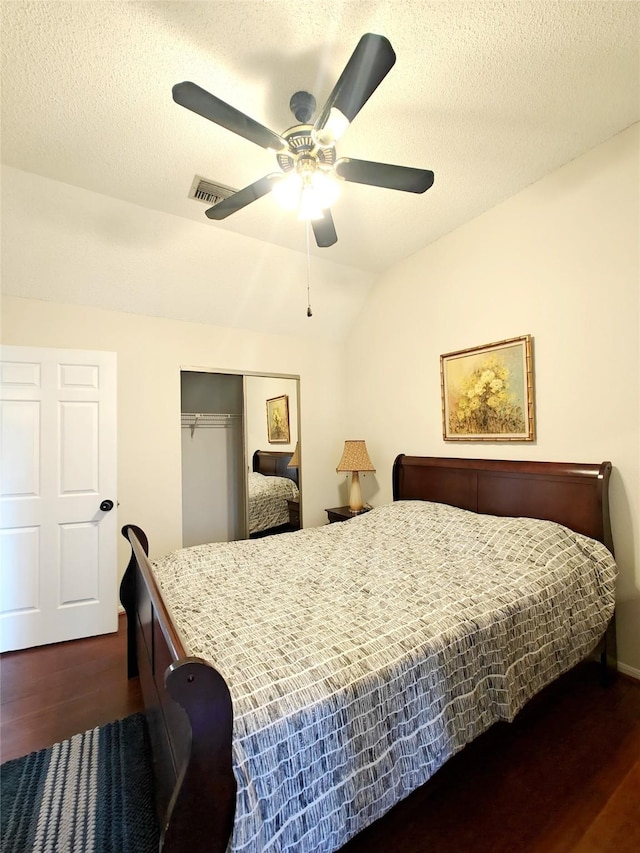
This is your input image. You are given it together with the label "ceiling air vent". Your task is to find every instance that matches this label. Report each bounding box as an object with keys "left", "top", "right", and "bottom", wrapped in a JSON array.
[{"left": 188, "top": 175, "right": 237, "bottom": 206}]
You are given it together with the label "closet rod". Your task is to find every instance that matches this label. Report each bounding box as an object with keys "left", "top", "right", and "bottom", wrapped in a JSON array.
[{"left": 181, "top": 412, "right": 242, "bottom": 436}]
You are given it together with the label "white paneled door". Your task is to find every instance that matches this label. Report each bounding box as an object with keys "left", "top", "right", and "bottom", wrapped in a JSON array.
[{"left": 0, "top": 346, "right": 117, "bottom": 652}]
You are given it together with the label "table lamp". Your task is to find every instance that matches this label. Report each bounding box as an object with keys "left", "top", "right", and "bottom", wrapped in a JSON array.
[
  {"left": 336, "top": 440, "right": 376, "bottom": 512},
  {"left": 287, "top": 442, "right": 300, "bottom": 468}
]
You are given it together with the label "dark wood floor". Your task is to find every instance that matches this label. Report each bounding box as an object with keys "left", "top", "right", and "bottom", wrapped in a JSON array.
[
  {"left": 1, "top": 617, "right": 638, "bottom": 852},
  {"left": 0, "top": 613, "right": 143, "bottom": 763}
]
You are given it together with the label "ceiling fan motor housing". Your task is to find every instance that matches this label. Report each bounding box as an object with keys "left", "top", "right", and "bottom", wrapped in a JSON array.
[
  {"left": 289, "top": 90, "right": 316, "bottom": 124},
  {"left": 276, "top": 126, "right": 336, "bottom": 174}
]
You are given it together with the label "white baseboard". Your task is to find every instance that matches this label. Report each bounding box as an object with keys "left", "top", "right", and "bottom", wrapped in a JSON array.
[{"left": 617, "top": 661, "right": 640, "bottom": 681}]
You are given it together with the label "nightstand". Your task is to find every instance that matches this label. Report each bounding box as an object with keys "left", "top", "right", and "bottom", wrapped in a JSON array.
[
  {"left": 325, "top": 505, "right": 371, "bottom": 524},
  {"left": 287, "top": 499, "right": 300, "bottom": 530}
]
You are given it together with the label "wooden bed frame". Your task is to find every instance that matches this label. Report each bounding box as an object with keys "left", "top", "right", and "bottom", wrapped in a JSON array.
[
  {"left": 250, "top": 449, "right": 299, "bottom": 536},
  {"left": 252, "top": 448, "right": 298, "bottom": 487},
  {"left": 120, "top": 456, "right": 616, "bottom": 853}
]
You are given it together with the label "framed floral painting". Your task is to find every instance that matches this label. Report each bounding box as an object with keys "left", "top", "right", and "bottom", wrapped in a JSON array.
[
  {"left": 440, "top": 335, "right": 535, "bottom": 441},
  {"left": 266, "top": 395, "right": 290, "bottom": 444}
]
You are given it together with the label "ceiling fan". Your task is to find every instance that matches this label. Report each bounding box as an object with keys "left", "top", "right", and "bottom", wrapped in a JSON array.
[{"left": 172, "top": 33, "right": 434, "bottom": 248}]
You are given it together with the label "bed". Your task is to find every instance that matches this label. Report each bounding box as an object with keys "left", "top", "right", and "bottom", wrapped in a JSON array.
[
  {"left": 120, "top": 455, "right": 617, "bottom": 853},
  {"left": 249, "top": 450, "right": 299, "bottom": 536}
]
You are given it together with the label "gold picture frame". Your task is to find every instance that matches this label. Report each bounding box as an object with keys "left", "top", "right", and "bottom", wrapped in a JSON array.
[
  {"left": 266, "top": 395, "right": 290, "bottom": 444},
  {"left": 441, "top": 335, "right": 535, "bottom": 441}
]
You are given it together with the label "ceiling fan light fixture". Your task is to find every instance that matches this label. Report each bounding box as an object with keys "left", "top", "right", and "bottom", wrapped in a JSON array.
[
  {"left": 297, "top": 186, "right": 324, "bottom": 221},
  {"left": 310, "top": 171, "right": 340, "bottom": 209},
  {"left": 272, "top": 171, "right": 339, "bottom": 220},
  {"left": 312, "top": 107, "right": 350, "bottom": 148},
  {"left": 272, "top": 172, "right": 303, "bottom": 211}
]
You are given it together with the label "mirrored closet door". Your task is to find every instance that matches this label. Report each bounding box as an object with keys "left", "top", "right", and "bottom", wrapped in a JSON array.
[{"left": 180, "top": 369, "right": 301, "bottom": 547}]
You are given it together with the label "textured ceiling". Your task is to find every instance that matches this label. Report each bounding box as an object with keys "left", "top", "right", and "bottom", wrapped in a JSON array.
[{"left": 2, "top": 1, "right": 639, "bottom": 275}]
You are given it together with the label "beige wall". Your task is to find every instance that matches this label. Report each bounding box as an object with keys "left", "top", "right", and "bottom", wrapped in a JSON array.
[
  {"left": 1, "top": 298, "right": 348, "bottom": 572},
  {"left": 345, "top": 123, "right": 640, "bottom": 674}
]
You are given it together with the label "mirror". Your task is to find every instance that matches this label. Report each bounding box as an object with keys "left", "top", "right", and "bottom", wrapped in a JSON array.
[
  {"left": 244, "top": 375, "right": 300, "bottom": 539},
  {"left": 180, "top": 370, "right": 300, "bottom": 546}
]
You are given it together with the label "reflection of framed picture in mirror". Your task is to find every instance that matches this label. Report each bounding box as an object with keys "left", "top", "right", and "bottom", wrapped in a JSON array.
[{"left": 266, "top": 395, "right": 290, "bottom": 444}]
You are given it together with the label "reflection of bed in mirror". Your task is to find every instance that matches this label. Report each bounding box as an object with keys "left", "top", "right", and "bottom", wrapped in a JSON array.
[{"left": 249, "top": 450, "right": 299, "bottom": 537}]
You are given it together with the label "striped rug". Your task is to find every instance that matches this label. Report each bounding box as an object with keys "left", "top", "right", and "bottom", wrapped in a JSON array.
[{"left": 1, "top": 713, "right": 160, "bottom": 852}]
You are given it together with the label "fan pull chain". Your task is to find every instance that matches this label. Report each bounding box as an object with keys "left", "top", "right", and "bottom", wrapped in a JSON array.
[{"left": 305, "top": 221, "right": 313, "bottom": 317}]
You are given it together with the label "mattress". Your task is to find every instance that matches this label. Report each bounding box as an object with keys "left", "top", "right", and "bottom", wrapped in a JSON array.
[{"left": 152, "top": 500, "right": 617, "bottom": 853}]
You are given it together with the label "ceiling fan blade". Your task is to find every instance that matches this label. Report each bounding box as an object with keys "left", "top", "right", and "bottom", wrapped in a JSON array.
[
  {"left": 313, "top": 34, "right": 396, "bottom": 144},
  {"left": 205, "top": 175, "right": 276, "bottom": 220},
  {"left": 335, "top": 158, "right": 435, "bottom": 193},
  {"left": 173, "top": 82, "right": 287, "bottom": 153},
  {"left": 311, "top": 210, "right": 338, "bottom": 248}
]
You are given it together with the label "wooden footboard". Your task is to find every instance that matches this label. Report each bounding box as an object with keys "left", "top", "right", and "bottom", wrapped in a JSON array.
[{"left": 119, "top": 525, "right": 236, "bottom": 853}]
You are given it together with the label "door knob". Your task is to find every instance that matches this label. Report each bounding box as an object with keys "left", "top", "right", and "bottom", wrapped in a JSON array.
[{"left": 99, "top": 500, "right": 114, "bottom": 512}]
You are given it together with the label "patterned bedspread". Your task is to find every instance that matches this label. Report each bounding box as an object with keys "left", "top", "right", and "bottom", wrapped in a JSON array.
[
  {"left": 248, "top": 472, "right": 299, "bottom": 535},
  {"left": 152, "top": 500, "right": 617, "bottom": 853}
]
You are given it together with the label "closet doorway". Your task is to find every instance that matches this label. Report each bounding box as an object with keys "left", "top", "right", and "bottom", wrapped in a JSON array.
[{"left": 180, "top": 369, "right": 301, "bottom": 546}]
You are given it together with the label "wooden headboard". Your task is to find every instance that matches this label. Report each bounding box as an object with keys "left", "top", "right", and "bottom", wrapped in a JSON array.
[
  {"left": 392, "top": 455, "right": 613, "bottom": 552},
  {"left": 252, "top": 449, "right": 299, "bottom": 487}
]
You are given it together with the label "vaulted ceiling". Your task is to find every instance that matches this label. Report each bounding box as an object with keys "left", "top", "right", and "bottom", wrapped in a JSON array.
[{"left": 2, "top": 1, "right": 638, "bottom": 275}]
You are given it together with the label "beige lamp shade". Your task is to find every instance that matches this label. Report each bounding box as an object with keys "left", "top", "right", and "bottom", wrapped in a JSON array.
[
  {"left": 336, "top": 440, "right": 375, "bottom": 512},
  {"left": 288, "top": 441, "right": 300, "bottom": 468},
  {"left": 336, "top": 440, "right": 376, "bottom": 473}
]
